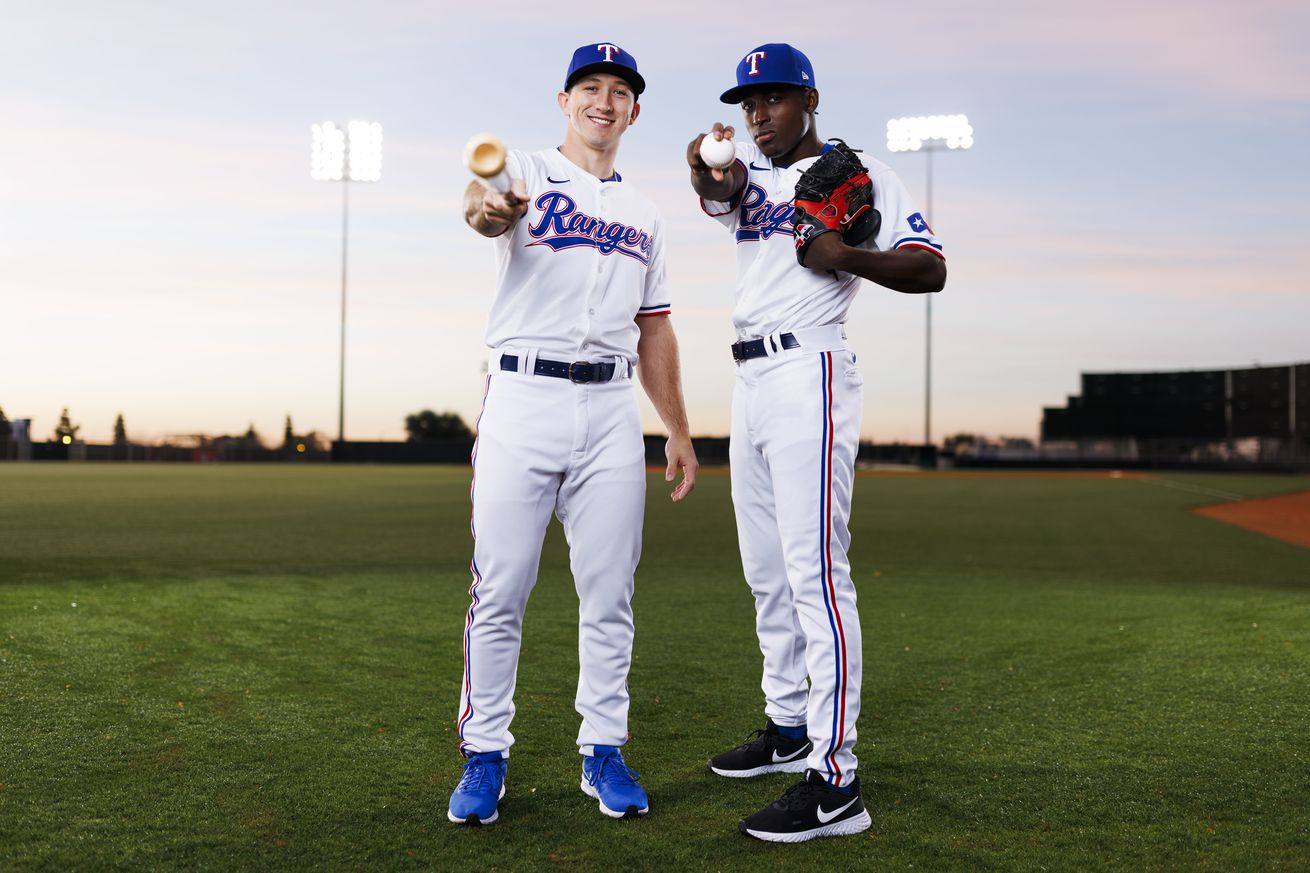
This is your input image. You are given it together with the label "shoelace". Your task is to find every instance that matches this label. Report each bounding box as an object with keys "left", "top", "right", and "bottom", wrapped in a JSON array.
[
  {"left": 586, "top": 752, "right": 642, "bottom": 788},
  {"left": 775, "top": 779, "right": 821, "bottom": 810},
  {"left": 734, "top": 729, "right": 769, "bottom": 751},
  {"left": 458, "top": 758, "right": 501, "bottom": 792}
]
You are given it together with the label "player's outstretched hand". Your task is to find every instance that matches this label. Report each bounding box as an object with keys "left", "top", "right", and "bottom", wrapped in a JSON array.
[
  {"left": 665, "top": 434, "right": 699, "bottom": 503},
  {"left": 687, "top": 123, "right": 736, "bottom": 184},
  {"left": 465, "top": 178, "right": 529, "bottom": 237},
  {"left": 483, "top": 178, "right": 529, "bottom": 228}
]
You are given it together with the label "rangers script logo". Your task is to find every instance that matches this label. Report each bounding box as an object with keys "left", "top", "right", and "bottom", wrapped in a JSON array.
[
  {"left": 735, "top": 182, "right": 794, "bottom": 242},
  {"left": 528, "top": 191, "right": 653, "bottom": 264}
]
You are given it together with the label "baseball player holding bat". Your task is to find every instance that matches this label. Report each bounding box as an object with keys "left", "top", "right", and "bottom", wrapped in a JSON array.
[
  {"left": 688, "top": 43, "right": 946, "bottom": 842},
  {"left": 448, "top": 41, "right": 698, "bottom": 827}
]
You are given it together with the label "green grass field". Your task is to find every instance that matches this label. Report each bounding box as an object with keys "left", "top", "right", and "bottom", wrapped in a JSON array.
[{"left": 2, "top": 464, "right": 1308, "bottom": 871}]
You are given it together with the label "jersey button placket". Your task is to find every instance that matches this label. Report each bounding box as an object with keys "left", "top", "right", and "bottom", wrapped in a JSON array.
[
  {"left": 586, "top": 186, "right": 603, "bottom": 358},
  {"left": 596, "top": 187, "right": 608, "bottom": 275},
  {"left": 575, "top": 187, "right": 596, "bottom": 459}
]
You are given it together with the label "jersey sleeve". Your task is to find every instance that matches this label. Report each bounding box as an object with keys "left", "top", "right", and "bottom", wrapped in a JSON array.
[
  {"left": 697, "top": 140, "right": 753, "bottom": 231},
  {"left": 493, "top": 149, "right": 536, "bottom": 251},
  {"left": 637, "top": 211, "right": 671, "bottom": 318},
  {"left": 870, "top": 167, "right": 944, "bottom": 259},
  {"left": 503, "top": 148, "right": 531, "bottom": 188}
]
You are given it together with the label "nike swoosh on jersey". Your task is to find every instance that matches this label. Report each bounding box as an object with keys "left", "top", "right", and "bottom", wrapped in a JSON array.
[
  {"left": 815, "top": 796, "right": 859, "bottom": 824},
  {"left": 748, "top": 163, "right": 770, "bottom": 171},
  {"left": 547, "top": 176, "right": 570, "bottom": 184},
  {"left": 771, "top": 747, "right": 807, "bottom": 763}
]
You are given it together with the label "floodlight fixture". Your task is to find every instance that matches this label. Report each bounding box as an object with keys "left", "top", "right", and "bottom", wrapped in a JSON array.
[
  {"left": 311, "top": 122, "right": 346, "bottom": 181},
  {"left": 311, "top": 120, "right": 383, "bottom": 182},
  {"left": 885, "top": 113, "right": 974, "bottom": 450},
  {"left": 347, "top": 121, "right": 383, "bottom": 182},
  {"left": 886, "top": 114, "right": 974, "bottom": 153},
  {"left": 310, "top": 120, "right": 384, "bottom": 446}
]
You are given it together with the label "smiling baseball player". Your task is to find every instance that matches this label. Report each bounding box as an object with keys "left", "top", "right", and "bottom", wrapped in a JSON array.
[
  {"left": 688, "top": 43, "right": 946, "bottom": 842},
  {"left": 448, "top": 41, "right": 698, "bottom": 826}
]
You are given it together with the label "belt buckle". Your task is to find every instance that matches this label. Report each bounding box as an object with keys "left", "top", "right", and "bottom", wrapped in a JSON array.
[
  {"left": 731, "top": 341, "right": 746, "bottom": 362},
  {"left": 568, "top": 361, "right": 594, "bottom": 384}
]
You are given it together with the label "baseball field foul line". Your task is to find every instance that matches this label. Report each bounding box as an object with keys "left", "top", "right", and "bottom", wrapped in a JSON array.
[{"left": 1145, "top": 477, "right": 1246, "bottom": 502}]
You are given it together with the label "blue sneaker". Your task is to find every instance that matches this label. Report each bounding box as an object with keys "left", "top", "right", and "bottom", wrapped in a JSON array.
[
  {"left": 447, "top": 751, "right": 507, "bottom": 825},
  {"left": 581, "top": 745, "right": 649, "bottom": 818}
]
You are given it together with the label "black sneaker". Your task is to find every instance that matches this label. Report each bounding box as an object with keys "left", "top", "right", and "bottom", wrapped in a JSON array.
[
  {"left": 708, "top": 720, "right": 812, "bottom": 778},
  {"left": 738, "top": 769, "right": 872, "bottom": 843}
]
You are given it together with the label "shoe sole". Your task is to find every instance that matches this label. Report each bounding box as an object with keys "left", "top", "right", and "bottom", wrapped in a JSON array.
[
  {"left": 448, "top": 783, "right": 507, "bottom": 826},
  {"left": 740, "top": 809, "right": 872, "bottom": 843},
  {"left": 580, "top": 779, "right": 649, "bottom": 819},
  {"left": 708, "top": 759, "right": 809, "bottom": 778}
]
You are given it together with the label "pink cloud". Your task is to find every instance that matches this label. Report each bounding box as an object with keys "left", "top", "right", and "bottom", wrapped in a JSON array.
[{"left": 814, "top": 0, "right": 1310, "bottom": 106}]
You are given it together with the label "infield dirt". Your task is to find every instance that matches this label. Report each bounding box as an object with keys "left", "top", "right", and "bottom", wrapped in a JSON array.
[{"left": 1194, "top": 489, "right": 1310, "bottom": 550}]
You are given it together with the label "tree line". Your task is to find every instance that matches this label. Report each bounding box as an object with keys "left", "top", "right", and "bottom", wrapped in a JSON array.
[{"left": 0, "top": 407, "right": 473, "bottom": 447}]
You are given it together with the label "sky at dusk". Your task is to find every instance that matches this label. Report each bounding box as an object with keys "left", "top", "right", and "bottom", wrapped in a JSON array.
[{"left": 3, "top": 0, "right": 1307, "bottom": 444}]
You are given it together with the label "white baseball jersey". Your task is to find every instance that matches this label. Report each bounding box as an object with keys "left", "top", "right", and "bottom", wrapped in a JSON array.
[
  {"left": 701, "top": 139, "right": 943, "bottom": 339},
  {"left": 487, "top": 148, "right": 671, "bottom": 363}
]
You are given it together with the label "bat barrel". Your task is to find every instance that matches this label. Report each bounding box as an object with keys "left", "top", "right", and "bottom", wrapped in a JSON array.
[{"left": 465, "top": 133, "right": 508, "bottom": 190}]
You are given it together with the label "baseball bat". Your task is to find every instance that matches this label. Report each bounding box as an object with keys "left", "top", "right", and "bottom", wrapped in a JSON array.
[{"left": 464, "top": 133, "right": 512, "bottom": 193}]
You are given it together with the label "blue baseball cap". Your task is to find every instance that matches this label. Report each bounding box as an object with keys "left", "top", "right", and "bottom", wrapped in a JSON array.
[
  {"left": 564, "top": 42, "right": 646, "bottom": 97},
  {"left": 720, "top": 43, "right": 815, "bottom": 104}
]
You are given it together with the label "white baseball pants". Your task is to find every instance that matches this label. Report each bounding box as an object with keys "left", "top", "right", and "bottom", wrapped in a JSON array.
[
  {"left": 730, "top": 331, "right": 864, "bottom": 788},
  {"left": 457, "top": 353, "right": 646, "bottom": 758}
]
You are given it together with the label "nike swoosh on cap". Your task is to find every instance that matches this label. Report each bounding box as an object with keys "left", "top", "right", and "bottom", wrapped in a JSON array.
[
  {"left": 771, "top": 747, "right": 807, "bottom": 763},
  {"left": 816, "top": 796, "right": 859, "bottom": 824}
]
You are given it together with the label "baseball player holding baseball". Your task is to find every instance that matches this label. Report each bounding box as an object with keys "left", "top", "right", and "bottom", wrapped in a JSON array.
[
  {"left": 449, "top": 42, "right": 698, "bottom": 826},
  {"left": 688, "top": 43, "right": 946, "bottom": 842}
]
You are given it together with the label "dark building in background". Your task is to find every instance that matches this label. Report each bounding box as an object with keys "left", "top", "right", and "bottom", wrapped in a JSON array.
[{"left": 1042, "top": 362, "right": 1309, "bottom": 463}]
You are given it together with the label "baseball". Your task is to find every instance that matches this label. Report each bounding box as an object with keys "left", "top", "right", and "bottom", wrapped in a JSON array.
[{"left": 699, "top": 134, "right": 735, "bottom": 169}]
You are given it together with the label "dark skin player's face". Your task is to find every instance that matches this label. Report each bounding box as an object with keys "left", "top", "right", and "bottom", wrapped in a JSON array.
[{"left": 739, "top": 86, "right": 820, "bottom": 167}]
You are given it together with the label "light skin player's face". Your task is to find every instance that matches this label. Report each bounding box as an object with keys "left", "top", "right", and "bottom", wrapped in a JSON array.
[
  {"left": 558, "top": 73, "right": 640, "bottom": 152},
  {"left": 739, "top": 86, "right": 818, "bottom": 164}
]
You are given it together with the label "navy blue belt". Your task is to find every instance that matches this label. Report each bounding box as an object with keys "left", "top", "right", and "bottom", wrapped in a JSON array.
[
  {"left": 500, "top": 354, "right": 618, "bottom": 384},
  {"left": 731, "top": 333, "right": 800, "bottom": 362}
]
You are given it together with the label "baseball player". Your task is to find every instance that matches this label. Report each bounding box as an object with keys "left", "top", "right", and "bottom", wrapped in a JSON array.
[
  {"left": 687, "top": 43, "right": 946, "bottom": 842},
  {"left": 448, "top": 42, "right": 698, "bottom": 826}
]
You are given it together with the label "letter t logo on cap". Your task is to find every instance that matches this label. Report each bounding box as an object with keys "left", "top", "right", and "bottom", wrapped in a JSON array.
[
  {"left": 745, "top": 51, "right": 767, "bottom": 75},
  {"left": 598, "top": 43, "right": 621, "bottom": 62}
]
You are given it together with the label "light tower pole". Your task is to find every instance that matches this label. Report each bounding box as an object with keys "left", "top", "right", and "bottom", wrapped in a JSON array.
[
  {"left": 311, "top": 120, "right": 383, "bottom": 446},
  {"left": 886, "top": 114, "right": 973, "bottom": 448}
]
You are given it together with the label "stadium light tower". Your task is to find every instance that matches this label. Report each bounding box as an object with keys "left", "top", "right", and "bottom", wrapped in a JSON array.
[
  {"left": 311, "top": 120, "right": 383, "bottom": 445},
  {"left": 886, "top": 114, "right": 973, "bottom": 448}
]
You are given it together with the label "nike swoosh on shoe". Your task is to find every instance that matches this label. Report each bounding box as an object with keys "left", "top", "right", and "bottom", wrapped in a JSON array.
[
  {"left": 771, "top": 747, "right": 807, "bottom": 763},
  {"left": 815, "top": 797, "right": 859, "bottom": 824}
]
